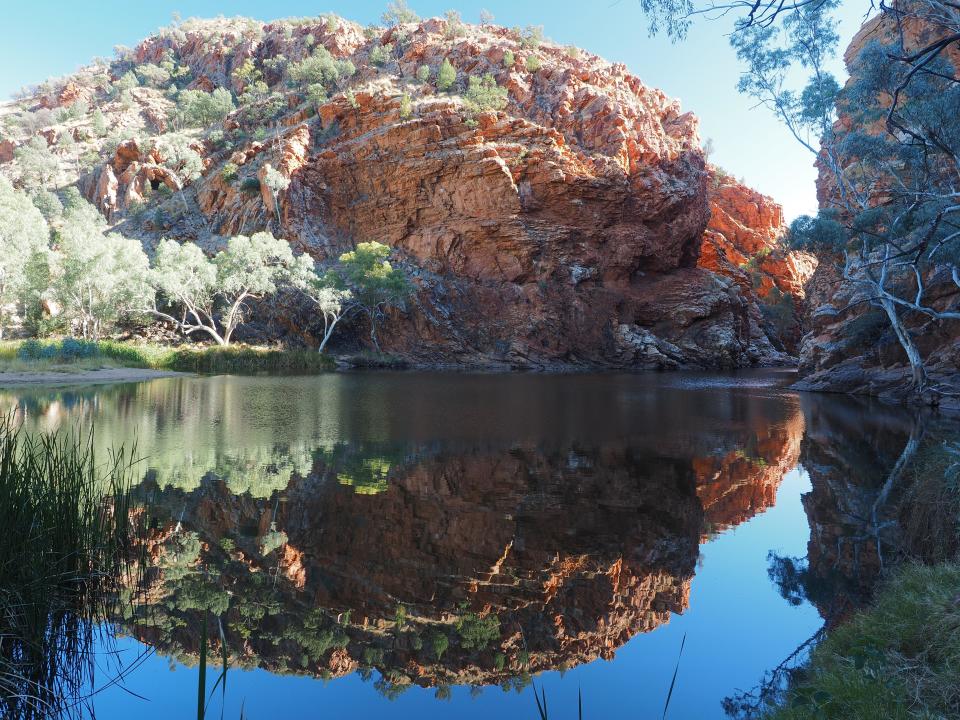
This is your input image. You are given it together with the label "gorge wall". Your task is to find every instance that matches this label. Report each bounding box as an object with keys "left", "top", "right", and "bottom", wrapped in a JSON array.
[
  {"left": 0, "top": 14, "right": 810, "bottom": 369},
  {"left": 795, "top": 12, "right": 960, "bottom": 404}
]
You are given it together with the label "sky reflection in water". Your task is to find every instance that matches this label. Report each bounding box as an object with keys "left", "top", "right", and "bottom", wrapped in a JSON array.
[{"left": 0, "top": 371, "right": 910, "bottom": 719}]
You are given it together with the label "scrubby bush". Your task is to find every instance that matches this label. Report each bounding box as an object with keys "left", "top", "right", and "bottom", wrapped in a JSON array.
[
  {"left": 519, "top": 25, "right": 544, "bottom": 50},
  {"left": 464, "top": 74, "right": 508, "bottom": 115},
  {"left": 399, "top": 92, "right": 412, "bottom": 119},
  {"left": 240, "top": 177, "right": 261, "bottom": 194},
  {"left": 30, "top": 190, "right": 63, "bottom": 222},
  {"left": 135, "top": 63, "right": 171, "bottom": 89},
  {"left": 172, "top": 87, "right": 235, "bottom": 128},
  {"left": 503, "top": 50, "right": 515, "bottom": 68},
  {"left": 221, "top": 162, "right": 239, "bottom": 184},
  {"left": 370, "top": 44, "right": 393, "bottom": 66},
  {"left": 526, "top": 55, "right": 541, "bottom": 72},
  {"left": 437, "top": 58, "right": 456, "bottom": 91},
  {"left": 381, "top": 0, "right": 419, "bottom": 26},
  {"left": 110, "top": 71, "right": 140, "bottom": 98},
  {"left": 444, "top": 10, "right": 466, "bottom": 38},
  {"left": 416, "top": 64, "right": 430, "bottom": 82},
  {"left": 15, "top": 138, "right": 59, "bottom": 189},
  {"left": 288, "top": 47, "right": 355, "bottom": 88},
  {"left": 91, "top": 109, "right": 108, "bottom": 137}
]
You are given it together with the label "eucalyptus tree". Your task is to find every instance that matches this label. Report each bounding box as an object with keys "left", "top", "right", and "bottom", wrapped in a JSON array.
[
  {"left": 323, "top": 241, "right": 414, "bottom": 352},
  {"left": 153, "top": 133, "right": 203, "bottom": 213},
  {"left": 53, "top": 202, "right": 153, "bottom": 340},
  {"left": 150, "top": 232, "right": 301, "bottom": 345},
  {"left": 0, "top": 178, "right": 50, "bottom": 338}
]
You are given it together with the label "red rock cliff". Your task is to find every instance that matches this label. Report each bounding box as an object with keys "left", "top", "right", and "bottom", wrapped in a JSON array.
[{"left": 125, "top": 17, "right": 800, "bottom": 367}]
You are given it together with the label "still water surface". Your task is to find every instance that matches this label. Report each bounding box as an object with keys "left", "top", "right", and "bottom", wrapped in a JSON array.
[{"left": 2, "top": 371, "right": 918, "bottom": 718}]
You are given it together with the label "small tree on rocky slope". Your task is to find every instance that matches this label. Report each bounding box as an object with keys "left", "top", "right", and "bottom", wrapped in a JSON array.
[{"left": 151, "top": 232, "right": 301, "bottom": 345}]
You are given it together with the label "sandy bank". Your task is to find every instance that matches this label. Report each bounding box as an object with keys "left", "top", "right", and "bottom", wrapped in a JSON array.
[{"left": 0, "top": 368, "right": 186, "bottom": 387}]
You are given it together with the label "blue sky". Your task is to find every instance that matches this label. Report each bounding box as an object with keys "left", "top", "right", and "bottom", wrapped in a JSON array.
[{"left": 0, "top": 1, "right": 872, "bottom": 219}]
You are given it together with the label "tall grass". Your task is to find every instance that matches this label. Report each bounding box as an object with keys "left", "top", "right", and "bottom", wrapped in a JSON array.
[
  {"left": 0, "top": 418, "right": 143, "bottom": 720},
  {"left": 0, "top": 339, "right": 334, "bottom": 375},
  {"left": 761, "top": 563, "right": 960, "bottom": 720}
]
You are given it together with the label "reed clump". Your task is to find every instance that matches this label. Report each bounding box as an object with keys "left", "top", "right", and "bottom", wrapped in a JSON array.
[{"left": 0, "top": 418, "right": 142, "bottom": 720}]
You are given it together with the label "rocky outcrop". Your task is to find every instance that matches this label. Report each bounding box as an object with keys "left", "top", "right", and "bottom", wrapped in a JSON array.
[
  {"left": 699, "top": 174, "right": 816, "bottom": 353},
  {"left": 83, "top": 138, "right": 184, "bottom": 220},
  {"left": 796, "top": 12, "right": 960, "bottom": 405},
  {"left": 0, "top": 13, "right": 808, "bottom": 369},
  {"left": 137, "top": 16, "right": 796, "bottom": 368}
]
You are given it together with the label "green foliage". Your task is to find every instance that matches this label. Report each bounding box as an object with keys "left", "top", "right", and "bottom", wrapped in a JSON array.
[
  {"left": 240, "top": 177, "right": 261, "bottom": 195},
  {"left": 323, "top": 13, "right": 340, "bottom": 32},
  {"left": 259, "top": 522, "right": 288, "bottom": 556},
  {"left": 53, "top": 201, "right": 153, "bottom": 340},
  {"left": 152, "top": 232, "right": 303, "bottom": 345},
  {"left": 444, "top": 10, "right": 466, "bottom": 38},
  {"left": 288, "top": 47, "right": 355, "bottom": 89},
  {"left": 0, "top": 339, "right": 334, "bottom": 374},
  {"left": 0, "top": 178, "right": 49, "bottom": 337},
  {"left": 135, "top": 63, "right": 171, "bottom": 89},
  {"left": 381, "top": 0, "right": 419, "bottom": 26},
  {"left": 370, "top": 44, "right": 393, "bottom": 67},
  {"left": 399, "top": 92, "right": 412, "bottom": 119},
  {"left": 231, "top": 58, "right": 262, "bottom": 90},
  {"left": 437, "top": 58, "right": 457, "bottom": 91},
  {"left": 455, "top": 612, "right": 500, "bottom": 650},
  {"left": 519, "top": 25, "right": 544, "bottom": 50},
  {"left": 503, "top": 50, "right": 515, "bottom": 69},
  {"left": 416, "top": 64, "right": 430, "bottom": 83},
  {"left": 0, "top": 419, "right": 140, "bottom": 720},
  {"left": 262, "top": 54, "right": 289, "bottom": 79},
  {"left": 325, "top": 241, "right": 414, "bottom": 350},
  {"left": 154, "top": 133, "right": 203, "bottom": 187},
  {"left": 220, "top": 162, "right": 239, "bottom": 184},
  {"left": 788, "top": 211, "right": 845, "bottom": 253},
  {"left": 362, "top": 646, "right": 385, "bottom": 665},
  {"left": 525, "top": 55, "right": 541, "bottom": 72},
  {"left": 110, "top": 70, "right": 140, "bottom": 98},
  {"left": 30, "top": 190, "right": 63, "bottom": 222},
  {"left": 90, "top": 108, "right": 108, "bottom": 137},
  {"left": 565, "top": 45, "right": 580, "bottom": 59},
  {"left": 430, "top": 631, "right": 449, "bottom": 660},
  {"left": 14, "top": 137, "right": 59, "bottom": 188},
  {"left": 464, "top": 73, "right": 509, "bottom": 115},
  {"left": 173, "top": 87, "right": 235, "bottom": 128},
  {"left": 305, "top": 82, "right": 328, "bottom": 108},
  {"left": 762, "top": 563, "right": 960, "bottom": 720}
]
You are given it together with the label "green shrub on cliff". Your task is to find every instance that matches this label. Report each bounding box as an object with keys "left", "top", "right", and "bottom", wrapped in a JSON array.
[
  {"left": 437, "top": 58, "right": 456, "bottom": 91},
  {"left": 172, "top": 87, "right": 235, "bottom": 128},
  {"left": 464, "top": 73, "right": 508, "bottom": 115}
]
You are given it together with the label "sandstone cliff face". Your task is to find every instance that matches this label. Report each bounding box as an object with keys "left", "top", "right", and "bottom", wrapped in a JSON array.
[
  {"left": 796, "top": 13, "right": 960, "bottom": 404},
  {"left": 699, "top": 175, "right": 816, "bottom": 354},
  {"left": 0, "top": 14, "right": 807, "bottom": 368}
]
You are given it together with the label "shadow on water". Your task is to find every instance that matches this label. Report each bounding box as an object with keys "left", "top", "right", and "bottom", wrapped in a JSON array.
[{"left": 0, "top": 371, "right": 955, "bottom": 718}]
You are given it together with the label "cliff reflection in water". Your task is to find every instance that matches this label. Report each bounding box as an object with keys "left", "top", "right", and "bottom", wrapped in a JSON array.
[{"left": 0, "top": 372, "right": 922, "bottom": 696}]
